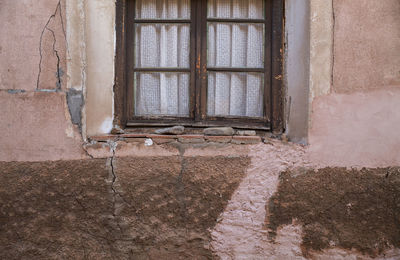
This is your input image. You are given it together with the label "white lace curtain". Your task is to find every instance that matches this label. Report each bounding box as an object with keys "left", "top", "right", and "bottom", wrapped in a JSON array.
[
  {"left": 134, "top": 0, "right": 265, "bottom": 118},
  {"left": 207, "top": 0, "right": 264, "bottom": 118},
  {"left": 134, "top": 0, "right": 190, "bottom": 117}
]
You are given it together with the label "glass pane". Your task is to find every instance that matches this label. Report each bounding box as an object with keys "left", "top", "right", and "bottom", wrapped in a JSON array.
[
  {"left": 135, "top": 72, "right": 190, "bottom": 116},
  {"left": 135, "top": 24, "right": 190, "bottom": 68},
  {"left": 135, "top": 0, "right": 191, "bottom": 19},
  {"left": 207, "top": 23, "right": 264, "bottom": 68},
  {"left": 207, "top": 72, "right": 263, "bottom": 117},
  {"left": 208, "top": 0, "right": 264, "bottom": 19}
]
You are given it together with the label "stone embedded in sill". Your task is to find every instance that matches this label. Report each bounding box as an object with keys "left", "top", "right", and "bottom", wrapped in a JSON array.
[
  {"left": 124, "top": 138, "right": 147, "bottom": 143},
  {"left": 154, "top": 126, "right": 185, "bottom": 135},
  {"left": 231, "top": 136, "right": 261, "bottom": 145},
  {"left": 89, "top": 135, "right": 117, "bottom": 142},
  {"left": 147, "top": 134, "right": 177, "bottom": 139},
  {"left": 152, "top": 138, "right": 177, "bottom": 144},
  {"left": 120, "top": 133, "right": 148, "bottom": 138},
  {"left": 177, "top": 135, "right": 205, "bottom": 143},
  {"left": 147, "top": 134, "right": 178, "bottom": 144},
  {"left": 203, "top": 127, "right": 235, "bottom": 136},
  {"left": 205, "top": 136, "right": 232, "bottom": 143},
  {"left": 236, "top": 130, "right": 256, "bottom": 136}
]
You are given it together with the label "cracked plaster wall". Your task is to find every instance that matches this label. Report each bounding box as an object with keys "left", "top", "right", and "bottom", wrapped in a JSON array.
[
  {"left": 1, "top": 0, "right": 400, "bottom": 259},
  {"left": 0, "top": 0, "right": 86, "bottom": 161}
]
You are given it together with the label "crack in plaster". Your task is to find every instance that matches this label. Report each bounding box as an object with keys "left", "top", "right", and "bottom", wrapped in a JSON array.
[
  {"left": 108, "top": 141, "right": 120, "bottom": 222},
  {"left": 107, "top": 141, "right": 136, "bottom": 228},
  {"left": 36, "top": 0, "right": 66, "bottom": 91}
]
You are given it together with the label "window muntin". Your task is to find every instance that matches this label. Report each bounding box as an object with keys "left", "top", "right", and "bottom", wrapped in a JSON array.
[
  {"left": 135, "top": 0, "right": 191, "bottom": 20},
  {"left": 207, "top": 0, "right": 265, "bottom": 20}
]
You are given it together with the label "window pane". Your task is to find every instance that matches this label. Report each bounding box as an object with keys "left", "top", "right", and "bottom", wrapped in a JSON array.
[
  {"left": 207, "top": 23, "right": 264, "bottom": 68},
  {"left": 135, "top": 72, "right": 190, "bottom": 116},
  {"left": 135, "top": 24, "right": 190, "bottom": 68},
  {"left": 207, "top": 72, "right": 263, "bottom": 117},
  {"left": 135, "top": 0, "right": 191, "bottom": 19},
  {"left": 208, "top": 0, "right": 264, "bottom": 19}
]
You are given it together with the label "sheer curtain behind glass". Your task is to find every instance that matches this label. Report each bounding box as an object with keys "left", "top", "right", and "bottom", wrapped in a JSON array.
[
  {"left": 207, "top": 0, "right": 265, "bottom": 118},
  {"left": 134, "top": 0, "right": 190, "bottom": 117}
]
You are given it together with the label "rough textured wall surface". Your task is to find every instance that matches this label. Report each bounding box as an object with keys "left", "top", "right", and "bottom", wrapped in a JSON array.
[
  {"left": 1, "top": 0, "right": 400, "bottom": 259},
  {"left": 333, "top": 0, "right": 400, "bottom": 93},
  {"left": 268, "top": 167, "right": 400, "bottom": 257},
  {"left": 2, "top": 140, "right": 399, "bottom": 259},
  {"left": 0, "top": 155, "right": 250, "bottom": 259},
  {"left": 0, "top": 0, "right": 84, "bottom": 161}
]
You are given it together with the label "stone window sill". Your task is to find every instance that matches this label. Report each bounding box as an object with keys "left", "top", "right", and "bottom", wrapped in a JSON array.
[{"left": 89, "top": 133, "right": 264, "bottom": 145}]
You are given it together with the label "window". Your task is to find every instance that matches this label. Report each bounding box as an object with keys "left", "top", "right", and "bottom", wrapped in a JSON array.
[{"left": 115, "top": 0, "right": 283, "bottom": 131}]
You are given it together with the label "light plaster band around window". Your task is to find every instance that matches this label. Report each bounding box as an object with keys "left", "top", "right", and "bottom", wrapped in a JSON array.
[{"left": 66, "top": 0, "right": 333, "bottom": 142}]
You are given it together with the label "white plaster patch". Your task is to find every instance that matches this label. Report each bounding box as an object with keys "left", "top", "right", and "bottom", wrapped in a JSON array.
[
  {"left": 210, "top": 140, "right": 400, "bottom": 259},
  {"left": 99, "top": 117, "right": 113, "bottom": 134},
  {"left": 210, "top": 141, "right": 311, "bottom": 259}
]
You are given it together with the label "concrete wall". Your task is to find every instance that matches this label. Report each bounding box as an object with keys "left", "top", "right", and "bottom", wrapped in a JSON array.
[{"left": 1, "top": 0, "right": 400, "bottom": 259}]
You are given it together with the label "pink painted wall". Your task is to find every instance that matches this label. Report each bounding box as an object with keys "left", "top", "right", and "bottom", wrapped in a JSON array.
[
  {"left": 308, "top": 0, "right": 400, "bottom": 167},
  {"left": 0, "top": 0, "right": 85, "bottom": 161},
  {"left": 0, "top": 0, "right": 399, "bottom": 168},
  {"left": 333, "top": 0, "right": 400, "bottom": 93}
]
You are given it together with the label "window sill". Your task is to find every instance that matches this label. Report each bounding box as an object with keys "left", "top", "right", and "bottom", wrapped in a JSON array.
[{"left": 88, "top": 133, "right": 265, "bottom": 145}]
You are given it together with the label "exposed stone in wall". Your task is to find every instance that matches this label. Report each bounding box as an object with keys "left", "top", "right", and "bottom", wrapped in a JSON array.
[
  {"left": 267, "top": 167, "right": 400, "bottom": 258},
  {"left": 0, "top": 155, "right": 250, "bottom": 259}
]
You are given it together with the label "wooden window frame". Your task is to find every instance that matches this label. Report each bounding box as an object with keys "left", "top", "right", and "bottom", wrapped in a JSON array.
[{"left": 114, "top": 0, "right": 284, "bottom": 132}]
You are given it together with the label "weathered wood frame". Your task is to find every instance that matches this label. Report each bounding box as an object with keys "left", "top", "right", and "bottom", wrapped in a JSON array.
[{"left": 114, "top": 0, "right": 284, "bottom": 131}]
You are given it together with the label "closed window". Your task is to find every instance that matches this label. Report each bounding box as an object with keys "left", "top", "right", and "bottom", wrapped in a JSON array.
[{"left": 115, "top": 0, "right": 283, "bottom": 131}]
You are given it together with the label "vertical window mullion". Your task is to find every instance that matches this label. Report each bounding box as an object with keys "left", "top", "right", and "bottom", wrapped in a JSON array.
[
  {"left": 194, "top": 0, "right": 207, "bottom": 121},
  {"left": 126, "top": 0, "right": 136, "bottom": 120},
  {"left": 189, "top": 0, "right": 197, "bottom": 119},
  {"left": 264, "top": 0, "right": 272, "bottom": 123},
  {"left": 199, "top": 0, "right": 208, "bottom": 120}
]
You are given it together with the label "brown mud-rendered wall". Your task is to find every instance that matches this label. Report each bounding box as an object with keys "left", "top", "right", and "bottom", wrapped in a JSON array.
[
  {"left": 1, "top": 0, "right": 400, "bottom": 259},
  {"left": 267, "top": 167, "right": 400, "bottom": 258},
  {"left": 0, "top": 154, "right": 250, "bottom": 259}
]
